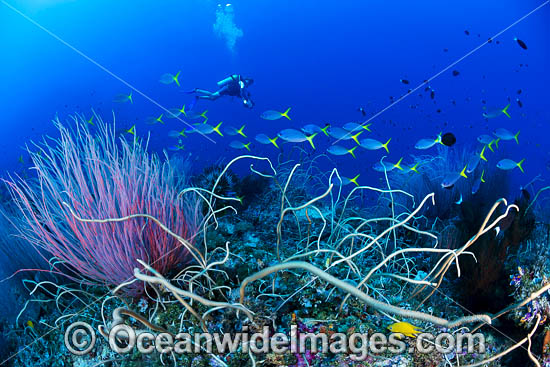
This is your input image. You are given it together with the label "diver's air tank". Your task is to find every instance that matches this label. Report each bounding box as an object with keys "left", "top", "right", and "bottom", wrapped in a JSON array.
[{"left": 217, "top": 74, "right": 239, "bottom": 87}]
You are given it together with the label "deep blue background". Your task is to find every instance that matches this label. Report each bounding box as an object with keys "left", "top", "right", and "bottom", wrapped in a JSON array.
[{"left": 1, "top": 0, "right": 549, "bottom": 192}]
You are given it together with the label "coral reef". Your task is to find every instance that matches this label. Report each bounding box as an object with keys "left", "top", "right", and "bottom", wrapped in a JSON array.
[{"left": 2, "top": 130, "right": 548, "bottom": 367}]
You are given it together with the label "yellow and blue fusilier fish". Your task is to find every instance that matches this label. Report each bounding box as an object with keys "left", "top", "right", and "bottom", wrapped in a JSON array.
[
  {"left": 188, "top": 122, "right": 223, "bottom": 136},
  {"left": 145, "top": 114, "right": 164, "bottom": 125},
  {"left": 114, "top": 91, "right": 133, "bottom": 104},
  {"left": 497, "top": 158, "right": 524, "bottom": 172},
  {"left": 327, "top": 127, "right": 363, "bottom": 144},
  {"left": 301, "top": 124, "right": 330, "bottom": 137},
  {"left": 167, "top": 104, "right": 187, "bottom": 118},
  {"left": 327, "top": 145, "right": 357, "bottom": 158},
  {"left": 404, "top": 162, "right": 420, "bottom": 173},
  {"left": 342, "top": 122, "right": 372, "bottom": 132},
  {"left": 278, "top": 129, "right": 317, "bottom": 149},
  {"left": 373, "top": 157, "right": 403, "bottom": 172},
  {"left": 441, "top": 166, "right": 468, "bottom": 189},
  {"left": 186, "top": 109, "right": 209, "bottom": 123},
  {"left": 493, "top": 128, "right": 520, "bottom": 144},
  {"left": 483, "top": 103, "right": 511, "bottom": 119},
  {"left": 168, "top": 129, "right": 187, "bottom": 138},
  {"left": 339, "top": 174, "right": 360, "bottom": 186},
  {"left": 225, "top": 125, "right": 247, "bottom": 138},
  {"left": 359, "top": 138, "right": 391, "bottom": 153},
  {"left": 255, "top": 134, "right": 279, "bottom": 148},
  {"left": 261, "top": 107, "right": 291, "bottom": 121},
  {"left": 414, "top": 133, "right": 443, "bottom": 150},
  {"left": 159, "top": 71, "right": 181, "bottom": 86},
  {"left": 415, "top": 138, "right": 437, "bottom": 150},
  {"left": 229, "top": 141, "right": 251, "bottom": 151}
]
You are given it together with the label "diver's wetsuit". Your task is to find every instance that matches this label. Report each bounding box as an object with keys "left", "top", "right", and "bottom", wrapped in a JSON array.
[{"left": 191, "top": 75, "right": 254, "bottom": 108}]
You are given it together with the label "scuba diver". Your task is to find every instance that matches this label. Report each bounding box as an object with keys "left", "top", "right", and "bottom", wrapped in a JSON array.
[{"left": 188, "top": 74, "right": 254, "bottom": 109}]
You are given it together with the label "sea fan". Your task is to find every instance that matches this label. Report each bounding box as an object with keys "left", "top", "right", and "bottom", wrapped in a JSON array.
[
  {"left": 388, "top": 146, "right": 509, "bottom": 221},
  {"left": 4, "top": 114, "right": 201, "bottom": 296}
]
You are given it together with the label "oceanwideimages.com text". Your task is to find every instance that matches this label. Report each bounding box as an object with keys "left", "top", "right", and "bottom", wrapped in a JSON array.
[{"left": 65, "top": 322, "right": 486, "bottom": 360}]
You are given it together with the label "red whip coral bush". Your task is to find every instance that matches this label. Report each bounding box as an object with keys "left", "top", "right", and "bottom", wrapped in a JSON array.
[{"left": 5, "top": 116, "right": 200, "bottom": 296}]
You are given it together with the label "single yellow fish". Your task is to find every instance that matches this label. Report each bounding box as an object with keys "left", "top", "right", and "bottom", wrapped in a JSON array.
[
  {"left": 27, "top": 320, "right": 34, "bottom": 329},
  {"left": 387, "top": 321, "right": 421, "bottom": 338}
]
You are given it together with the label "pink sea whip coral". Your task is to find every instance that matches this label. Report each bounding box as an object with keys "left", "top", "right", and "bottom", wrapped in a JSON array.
[{"left": 4, "top": 115, "right": 201, "bottom": 296}]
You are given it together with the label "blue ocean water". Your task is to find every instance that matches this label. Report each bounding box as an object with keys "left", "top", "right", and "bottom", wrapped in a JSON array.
[{"left": 1, "top": 0, "right": 549, "bottom": 189}]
